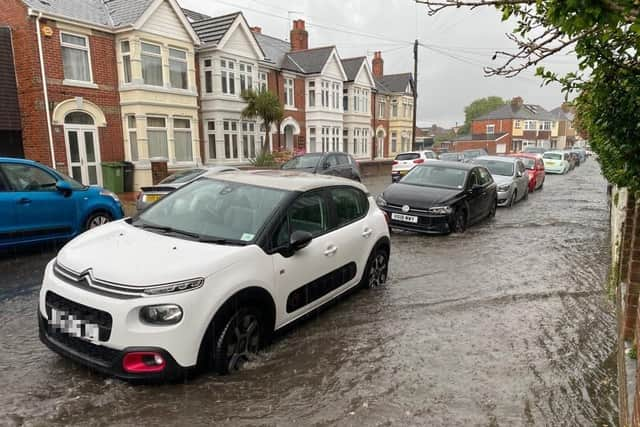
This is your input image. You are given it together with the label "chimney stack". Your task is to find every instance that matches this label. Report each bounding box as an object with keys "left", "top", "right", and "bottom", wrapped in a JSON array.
[
  {"left": 290, "top": 20, "right": 308, "bottom": 51},
  {"left": 372, "top": 51, "right": 384, "bottom": 78},
  {"left": 250, "top": 26, "right": 262, "bottom": 34},
  {"left": 511, "top": 96, "right": 524, "bottom": 108}
]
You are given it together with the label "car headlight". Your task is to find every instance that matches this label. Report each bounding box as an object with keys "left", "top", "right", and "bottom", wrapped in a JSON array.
[
  {"left": 100, "top": 189, "right": 120, "bottom": 203},
  {"left": 376, "top": 195, "right": 387, "bottom": 207},
  {"left": 140, "top": 304, "right": 183, "bottom": 325},
  {"left": 498, "top": 184, "right": 511, "bottom": 192},
  {"left": 427, "top": 206, "right": 453, "bottom": 215},
  {"left": 143, "top": 278, "right": 204, "bottom": 296}
]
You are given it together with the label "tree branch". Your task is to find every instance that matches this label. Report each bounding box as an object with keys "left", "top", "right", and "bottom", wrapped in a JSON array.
[{"left": 414, "top": 0, "right": 535, "bottom": 15}]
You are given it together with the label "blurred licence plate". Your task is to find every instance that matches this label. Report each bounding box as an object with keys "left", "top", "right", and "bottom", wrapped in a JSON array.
[
  {"left": 144, "top": 194, "right": 162, "bottom": 204},
  {"left": 391, "top": 213, "right": 418, "bottom": 223},
  {"left": 50, "top": 308, "right": 100, "bottom": 343}
]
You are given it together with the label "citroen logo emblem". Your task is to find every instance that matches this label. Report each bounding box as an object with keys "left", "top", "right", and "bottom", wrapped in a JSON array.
[{"left": 402, "top": 205, "right": 410, "bottom": 213}]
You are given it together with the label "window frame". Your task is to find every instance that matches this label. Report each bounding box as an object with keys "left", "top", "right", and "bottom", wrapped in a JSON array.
[
  {"left": 203, "top": 58, "right": 213, "bottom": 94},
  {"left": 60, "top": 31, "right": 93, "bottom": 83},
  {"left": 127, "top": 115, "right": 138, "bottom": 161},
  {"left": 120, "top": 40, "right": 132, "bottom": 84},
  {"left": 141, "top": 41, "right": 164, "bottom": 87},
  {"left": 258, "top": 71, "right": 268, "bottom": 93},
  {"left": 284, "top": 78, "right": 295, "bottom": 108},
  {"left": 146, "top": 116, "right": 169, "bottom": 159},
  {"left": 486, "top": 124, "right": 495, "bottom": 135},
  {"left": 220, "top": 59, "right": 236, "bottom": 95},
  {"left": 239, "top": 63, "right": 254, "bottom": 93},
  {"left": 167, "top": 47, "right": 188, "bottom": 90},
  {"left": 173, "top": 117, "right": 193, "bottom": 162},
  {"left": 206, "top": 120, "right": 217, "bottom": 160}
]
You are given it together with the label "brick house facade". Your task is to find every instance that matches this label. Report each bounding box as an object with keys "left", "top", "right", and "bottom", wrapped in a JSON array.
[{"left": 1, "top": 0, "right": 123, "bottom": 182}]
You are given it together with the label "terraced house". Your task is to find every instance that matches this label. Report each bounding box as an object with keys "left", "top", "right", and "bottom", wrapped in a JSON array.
[
  {"left": 1, "top": 0, "right": 201, "bottom": 188},
  {"left": 341, "top": 56, "right": 375, "bottom": 160}
]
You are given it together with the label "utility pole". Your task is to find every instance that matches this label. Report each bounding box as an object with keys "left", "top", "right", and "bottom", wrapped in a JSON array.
[{"left": 412, "top": 39, "right": 418, "bottom": 150}]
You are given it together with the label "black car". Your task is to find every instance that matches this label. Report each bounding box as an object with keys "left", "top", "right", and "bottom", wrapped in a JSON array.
[
  {"left": 281, "top": 152, "right": 362, "bottom": 181},
  {"left": 376, "top": 162, "right": 497, "bottom": 234}
]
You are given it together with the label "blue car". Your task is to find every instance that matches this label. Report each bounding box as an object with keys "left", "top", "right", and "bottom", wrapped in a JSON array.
[{"left": 0, "top": 157, "right": 124, "bottom": 248}]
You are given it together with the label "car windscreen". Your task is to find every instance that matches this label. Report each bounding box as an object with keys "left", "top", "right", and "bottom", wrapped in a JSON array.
[
  {"left": 395, "top": 153, "right": 420, "bottom": 161},
  {"left": 282, "top": 154, "right": 323, "bottom": 169},
  {"left": 473, "top": 159, "right": 514, "bottom": 176},
  {"left": 138, "top": 179, "right": 289, "bottom": 244},
  {"left": 543, "top": 153, "right": 562, "bottom": 160},
  {"left": 56, "top": 171, "right": 87, "bottom": 190},
  {"left": 159, "top": 169, "right": 206, "bottom": 185},
  {"left": 520, "top": 158, "right": 536, "bottom": 169},
  {"left": 401, "top": 165, "right": 468, "bottom": 190},
  {"left": 463, "top": 150, "right": 483, "bottom": 159}
]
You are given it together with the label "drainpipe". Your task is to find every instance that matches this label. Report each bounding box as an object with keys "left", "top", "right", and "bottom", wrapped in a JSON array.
[{"left": 33, "top": 11, "right": 56, "bottom": 168}]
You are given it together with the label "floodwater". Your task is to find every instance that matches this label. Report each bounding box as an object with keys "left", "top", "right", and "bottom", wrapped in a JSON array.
[{"left": 0, "top": 160, "right": 617, "bottom": 426}]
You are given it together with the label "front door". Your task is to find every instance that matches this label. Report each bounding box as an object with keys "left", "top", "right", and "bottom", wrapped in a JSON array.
[
  {"left": 376, "top": 133, "right": 384, "bottom": 158},
  {"left": 65, "top": 127, "right": 102, "bottom": 186}
]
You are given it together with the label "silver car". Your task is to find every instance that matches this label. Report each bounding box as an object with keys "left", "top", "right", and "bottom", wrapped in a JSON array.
[
  {"left": 473, "top": 156, "right": 529, "bottom": 207},
  {"left": 136, "top": 166, "right": 238, "bottom": 212}
]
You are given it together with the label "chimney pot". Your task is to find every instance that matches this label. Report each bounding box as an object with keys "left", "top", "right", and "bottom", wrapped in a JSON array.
[
  {"left": 250, "top": 26, "right": 262, "bottom": 34},
  {"left": 372, "top": 51, "right": 384, "bottom": 78}
]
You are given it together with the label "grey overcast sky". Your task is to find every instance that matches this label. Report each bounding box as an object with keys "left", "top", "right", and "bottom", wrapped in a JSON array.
[{"left": 180, "top": 0, "right": 578, "bottom": 128}]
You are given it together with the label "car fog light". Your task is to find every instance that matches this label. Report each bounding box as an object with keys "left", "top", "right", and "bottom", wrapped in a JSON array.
[
  {"left": 122, "top": 352, "right": 166, "bottom": 373},
  {"left": 140, "top": 304, "right": 183, "bottom": 325}
]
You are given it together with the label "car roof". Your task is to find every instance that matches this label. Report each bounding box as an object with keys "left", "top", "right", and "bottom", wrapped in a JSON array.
[
  {"left": 416, "top": 161, "right": 474, "bottom": 170},
  {"left": 202, "top": 169, "right": 368, "bottom": 193},
  {"left": 475, "top": 155, "right": 519, "bottom": 163},
  {"left": 0, "top": 157, "right": 42, "bottom": 166}
]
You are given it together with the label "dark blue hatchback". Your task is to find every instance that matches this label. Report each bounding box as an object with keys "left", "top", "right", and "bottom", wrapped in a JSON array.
[{"left": 0, "top": 157, "right": 124, "bottom": 248}]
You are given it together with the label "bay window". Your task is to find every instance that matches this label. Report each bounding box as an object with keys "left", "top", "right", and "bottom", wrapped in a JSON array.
[
  {"left": 332, "top": 83, "right": 340, "bottom": 110},
  {"left": 308, "top": 81, "right": 316, "bottom": 107},
  {"left": 362, "top": 128, "right": 369, "bottom": 154},
  {"left": 239, "top": 64, "right": 253, "bottom": 93},
  {"left": 207, "top": 121, "right": 216, "bottom": 159},
  {"left": 259, "top": 72, "right": 268, "bottom": 93},
  {"left": 391, "top": 131, "right": 397, "bottom": 152},
  {"left": 321, "top": 126, "right": 330, "bottom": 152},
  {"left": 121, "top": 40, "right": 132, "bottom": 83},
  {"left": 392, "top": 100, "right": 398, "bottom": 118},
  {"left": 169, "top": 48, "right": 188, "bottom": 89},
  {"left": 173, "top": 118, "right": 192, "bottom": 161},
  {"left": 61, "top": 32, "right": 91, "bottom": 82},
  {"left": 203, "top": 59, "right": 213, "bottom": 93},
  {"left": 241, "top": 122, "right": 258, "bottom": 158},
  {"left": 353, "top": 128, "right": 360, "bottom": 155},
  {"left": 378, "top": 99, "right": 386, "bottom": 119},
  {"left": 147, "top": 117, "right": 168, "bottom": 158},
  {"left": 353, "top": 88, "right": 359, "bottom": 112},
  {"left": 127, "top": 115, "right": 138, "bottom": 161},
  {"left": 321, "top": 81, "right": 330, "bottom": 108},
  {"left": 141, "top": 42, "right": 163, "bottom": 86},
  {"left": 309, "top": 127, "right": 317, "bottom": 152},
  {"left": 343, "top": 129, "right": 349, "bottom": 152},
  {"left": 221, "top": 60, "right": 236, "bottom": 95},
  {"left": 223, "top": 120, "right": 239, "bottom": 159}
]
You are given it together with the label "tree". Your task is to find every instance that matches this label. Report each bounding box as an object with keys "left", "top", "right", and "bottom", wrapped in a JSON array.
[
  {"left": 415, "top": 0, "right": 640, "bottom": 190},
  {"left": 241, "top": 89, "right": 284, "bottom": 154},
  {"left": 460, "top": 96, "right": 506, "bottom": 135}
]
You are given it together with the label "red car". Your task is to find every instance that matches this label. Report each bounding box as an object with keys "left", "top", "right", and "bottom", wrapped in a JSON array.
[{"left": 507, "top": 153, "right": 545, "bottom": 192}]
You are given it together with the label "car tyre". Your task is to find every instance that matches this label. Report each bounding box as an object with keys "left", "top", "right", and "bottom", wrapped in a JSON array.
[
  {"left": 488, "top": 198, "right": 497, "bottom": 218},
  {"left": 523, "top": 188, "right": 529, "bottom": 200},
  {"left": 508, "top": 190, "right": 517, "bottom": 208},
  {"left": 450, "top": 208, "right": 467, "bottom": 233},
  {"left": 213, "top": 306, "right": 264, "bottom": 375},
  {"left": 539, "top": 179, "right": 544, "bottom": 190},
  {"left": 361, "top": 247, "right": 389, "bottom": 289},
  {"left": 85, "top": 212, "right": 112, "bottom": 230}
]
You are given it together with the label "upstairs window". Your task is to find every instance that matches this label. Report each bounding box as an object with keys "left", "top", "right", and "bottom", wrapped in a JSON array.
[
  {"left": 308, "top": 81, "right": 316, "bottom": 107},
  {"left": 61, "top": 32, "right": 91, "bottom": 82},
  {"left": 121, "top": 40, "right": 131, "bottom": 83},
  {"left": 284, "top": 78, "right": 294, "bottom": 107},
  {"left": 203, "top": 58, "right": 213, "bottom": 93},
  {"left": 321, "top": 81, "right": 330, "bottom": 108},
  {"left": 141, "top": 42, "right": 163, "bottom": 86},
  {"left": 169, "top": 48, "right": 188, "bottom": 89},
  {"left": 514, "top": 120, "right": 521, "bottom": 129},
  {"left": 221, "top": 60, "right": 236, "bottom": 95},
  {"left": 343, "top": 88, "right": 348, "bottom": 112},
  {"left": 378, "top": 99, "right": 386, "bottom": 119},
  {"left": 524, "top": 120, "right": 536, "bottom": 130},
  {"left": 332, "top": 82, "right": 340, "bottom": 110},
  {"left": 259, "top": 71, "right": 268, "bottom": 93},
  {"left": 391, "top": 100, "right": 398, "bottom": 118},
  {"left": 239, "top": 63, "right": 253, "bottom": 93},
  {"left": 486, "top": 124, "right": 495, "bottom": 134}
]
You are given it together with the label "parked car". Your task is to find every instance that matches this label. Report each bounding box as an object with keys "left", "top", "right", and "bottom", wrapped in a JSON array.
[
  {"left": 137, "top": 167, "right": 238, "bottom": 212},
  {"left": 0, "top": 157, "right": 123, "bottom": 249},
  {"left": 462, "top": 149, "right": 489, "bottom": 163},
  {"left": 282, "top": 152, "right": 361, "bottom": 181},
  {"left": 542, "top": 151, "right": 570, "bottom": 174},
  {"left": 567, "top": 148, "right": 584, "bottom": 166},
  {"left": 438, "top": 152, "right": 464, "bottom": 162},
  {"left": 522, "top": 146, "right": 547, "bottom": 155},
  {"left": 564, "top": 151, "right": 577, "bottom": 170},
  {"left": 39, "top": 170, "right": 390, "bottom": 380},
  {"left": 377, "top": 161, "right": 497, "bottom": 234},
  {"left": 473, "top": 156, "right": 529, "bottom": 207},
  {"left": 506, "top": 153, "right": 545, "bottom": 192},
  {"left": 391, "top": 151, "right": 437, "bottom": 182}
]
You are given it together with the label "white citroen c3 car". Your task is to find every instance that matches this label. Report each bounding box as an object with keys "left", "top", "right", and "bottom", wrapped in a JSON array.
[{"left": 39, "top": 170, "right": 390, "bottom": 380}]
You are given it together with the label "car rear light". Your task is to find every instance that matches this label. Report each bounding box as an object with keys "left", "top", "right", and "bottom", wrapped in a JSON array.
[
  {"left": 413, "top": 159, "right": 425, "bottom": 164},
  {"left": 392, "top": 161, "right": 398, "bottom": 165},
  {"left": 122, "top": 352, "right": 166, "bottom": 373}
]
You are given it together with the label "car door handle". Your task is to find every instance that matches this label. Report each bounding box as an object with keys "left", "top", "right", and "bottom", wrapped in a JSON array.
[
  {"left": 362, "top": 228, "right": 373, "bottom": 238},
  {"left": 324, "top": 245, "right": 338, "bottom": 257},
  {"left": 18, "top": 197, "right": 31, "bottom": 205}
]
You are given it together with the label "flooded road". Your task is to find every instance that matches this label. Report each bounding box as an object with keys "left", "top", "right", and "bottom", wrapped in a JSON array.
[{"left": 0, "top": 160, "right": 617, "bottom": 426}]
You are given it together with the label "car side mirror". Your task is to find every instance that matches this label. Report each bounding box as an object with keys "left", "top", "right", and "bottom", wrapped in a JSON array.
[
  {"left": 516, "top": 170, "right": 523, "bottom": 178},
  {"left": 290, "top": 230, "right": 313, "bottom": 253},
  {"left": 471, "top": 184, "right": 484, "bottom": 194},
  {"left": 56, "top": 180, "right": 73, "bottom": 197}
]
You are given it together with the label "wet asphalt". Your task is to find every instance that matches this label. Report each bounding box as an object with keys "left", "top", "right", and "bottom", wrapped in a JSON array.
[{"left": 0, "top": 159, "right": 617, "bottom": 426}]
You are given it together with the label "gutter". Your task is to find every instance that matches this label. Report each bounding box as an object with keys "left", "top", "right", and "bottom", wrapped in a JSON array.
[{"left": 29, "top": 9, "right": 56, "bottom": 169}]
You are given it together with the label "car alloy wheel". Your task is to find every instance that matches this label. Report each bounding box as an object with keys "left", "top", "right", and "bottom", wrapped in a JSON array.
[
  {"left": 366, "top": 249, "right": 388, "bottom": 289},
  {"left": 508, "top": 191, "right": 517, "bottom": 208},
  {"left": 86, "top": 213, "right": 111, "bottom": 230},
  {"left": 214, "top": 307, "right": 262, "bottom": 374},
  {"left": 451, "top": 208, "right": 467, "bottom": 233}
]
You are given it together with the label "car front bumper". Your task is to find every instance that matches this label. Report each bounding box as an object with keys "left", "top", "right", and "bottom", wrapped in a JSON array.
[
  {"left": 39, "top": 315, "right": 188, "bottom": 381},
  {"left": 497, "top": 189, "right": 513, "bottom": 206},
  {"left": 381, "top": 208, "right": 452, "bottom": 234}
]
